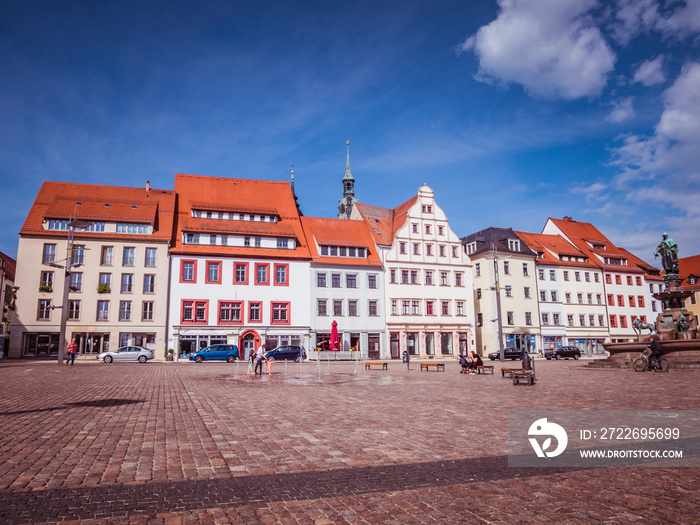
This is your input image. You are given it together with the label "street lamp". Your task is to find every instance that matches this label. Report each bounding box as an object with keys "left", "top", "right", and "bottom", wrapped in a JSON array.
[
  {"left": 56, "top": 217, "right": 92, "bottom": 366},
  {"left": 490, "top": 243, "right": 505, "bottom": 362}
]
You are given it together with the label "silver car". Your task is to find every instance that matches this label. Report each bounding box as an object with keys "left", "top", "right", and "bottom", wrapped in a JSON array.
[{"left": 97, "top": 346, "right": 154, "bottom": 363}]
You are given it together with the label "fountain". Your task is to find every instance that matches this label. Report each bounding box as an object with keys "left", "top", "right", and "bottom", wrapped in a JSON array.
[{"left": 593, "top": 233, "right": 700, "bottom": 369}]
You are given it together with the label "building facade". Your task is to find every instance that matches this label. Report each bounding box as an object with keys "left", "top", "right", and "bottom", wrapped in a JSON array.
[
  {"left": 0, "top": 251, "right": 17, "bottom": 357},
  {"left": 10, "top": 182, "right": 175, "bottom": 359}
]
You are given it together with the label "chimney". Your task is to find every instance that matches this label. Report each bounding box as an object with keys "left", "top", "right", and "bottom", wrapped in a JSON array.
[
  {"left": 563, "top": 216, "right": 572, "bottom": 222},
  {"left": 146, "top": 181, "right": 150, "bottom": 192}
]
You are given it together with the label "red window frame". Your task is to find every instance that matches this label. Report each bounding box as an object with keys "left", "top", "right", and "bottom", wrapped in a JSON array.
[
  {"left": 619, "top": 315, "right": 628, "bottom": 328},
  {"left": 274, "top": 263, "right": 289, "bottom": 286},
  {"left": 615, "top": 275, "right": 622, "bottom": 285},
  {"left": 627, "top": 276, "right": 633, "bottom": 285},
  {"left": 617, "top": 295, "right": 624, "bottom": 307},
  {"left": 255, "top": 263, "right": 270, "bottom": 286},
  {"left": 218, "top": 300, "right": 243, "bottom": 325},
  {"left": 609, "top": 315, "right": 617, "bottom": 328},
  {"left": 248, "top": 301, "right": 262, "bottom": 323},
  {"left": 180, "top": 259, "right": 197, "bottom": 283},
  {"left": 637, "top": 296, "right": 645, "bottom": 307},
  {"left": 605, "top": 274, "right": 612, "bottom": 284},
  {"left": 233, "top": 262, "right": 249, "bottom": 285},
  {"left": 181, "top": 299, "right": 208, "bottom": 324},
  {"left": 636, "top": 276, "right": 642, "bottom": 286},
  {"left": 607, "top": 294, "right": 614, "bottom": 306},
  {"left": 271, "top": 302, "right": 290, "bottom": 325},
  {"left": 205, "top": 260, "right": 222, "bottom": 284},
  {"left": 628, "top": 295, "right": 636, "bottom": 307}
]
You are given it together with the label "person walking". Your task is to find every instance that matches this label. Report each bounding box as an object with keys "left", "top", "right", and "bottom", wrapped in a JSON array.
[
  {"left": 65, "top": 338, "right": 77, "bottom": 366},
  {"left": 403, "top": 350, "right": 410, "bottom": 370},
  {"left": 254, "top": 343, "right": 267, "bottom": 375}
]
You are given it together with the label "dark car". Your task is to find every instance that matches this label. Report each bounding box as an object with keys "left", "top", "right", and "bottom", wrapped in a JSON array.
[
  {"left": 190, "top": 344, "right": 239, "bottom": 363},
  {"left": 545, "top": 346, "right": 581, "bottom": 360},
  {"left": 265, "top": 345, "right": 306, "bottom": 362},
  {"left": 487, "top": 347, "right": 524, "bottom": 361}
]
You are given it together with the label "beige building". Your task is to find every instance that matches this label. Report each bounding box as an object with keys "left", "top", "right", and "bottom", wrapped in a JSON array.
[{"left": 10, "top": 182, "right": 175, "bottom": 360}]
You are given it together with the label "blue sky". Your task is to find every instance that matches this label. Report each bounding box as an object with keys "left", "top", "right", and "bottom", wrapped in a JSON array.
[{"left": 2, "top": 0, "right": 700, "bottom": 266}]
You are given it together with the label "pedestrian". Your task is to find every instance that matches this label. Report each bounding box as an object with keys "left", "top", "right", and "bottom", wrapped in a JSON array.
[
  {"left": 65, "top": 338, "right": 77, "bottom": 366},
  {"left": 247, "top": 349, "right": 255, "bottom": 375},
  {"left": 403, "top": 350, "right": 410, "bottom": 370},
  {"left": 254, "top": 343, "right": 267, "bottom": 375},
  {"left": 267, "top": 355, "right": 274, "bottom": 375}
]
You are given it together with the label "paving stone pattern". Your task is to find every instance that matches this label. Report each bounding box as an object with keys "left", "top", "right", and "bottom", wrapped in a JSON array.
[{"left": 0, "top": 359, "right": 698, "bottom": 524}]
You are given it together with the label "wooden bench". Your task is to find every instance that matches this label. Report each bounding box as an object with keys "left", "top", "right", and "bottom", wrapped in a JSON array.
[
  {"left": 420, "top": 363, "right": 445, "bottom": 372},
  {"left": 364, "top": 362, "right": 387, "bottom": 370},
  {"left": 512, "top": 370, "right": 536, "bottom": 386},
  {"left": 476, "top": 365, "right": 494, "bottom": 375},
  {"left": 501, "top": 367, "right": 523, "bottom": 378}
]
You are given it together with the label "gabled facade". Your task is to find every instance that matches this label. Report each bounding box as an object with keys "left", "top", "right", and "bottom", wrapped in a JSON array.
[
  {"left": 542, "top": 217, "right": 662, "bottom": 342},
  {"left": 168, "top": 174, "right": 312, "bottom": 360},
  {"left": 353, "top": 185, "right": 474, "bottom": 359},
  {"left": 302, "top": 217, "right": 385, "bottom": 358},
  {"left": 679, "top": 254, "right": 700, "bottom": 319},
  {"left": 516, "top": 232, "right": 608, "bottom": 355},
  {"left": 0, "top": 251, "right": 17, "bottom": 357},
  {"left": 10, "top": 181, "right": 175, "bottom": 359},
  {"left": 461, "top": 228, "right": 539, "bottom": 356}
]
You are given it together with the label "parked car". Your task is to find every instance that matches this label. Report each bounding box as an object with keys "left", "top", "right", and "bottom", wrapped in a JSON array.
[
  {"left": 544, "top": 346, "right": 581, "bottom": 360},
  {"left": 190, "top": 344, "right": 239, "bottom": 363},
  {"left": 487, "top": 347, "right": 524, "bottom": 361},
  {"left": 265, "top": 345, "right": 306, "bottom": 362},
  {"left": 98, "top": 346, "right": 154, "bottom": 363}
]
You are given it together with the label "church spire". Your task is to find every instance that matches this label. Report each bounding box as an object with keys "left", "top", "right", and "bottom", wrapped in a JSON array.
[
  {"left": 290, "top": 165, "right": 302, "bottom": 216},
  {"left": 338, "top": 141, "right": 358, "bottom": 219}
]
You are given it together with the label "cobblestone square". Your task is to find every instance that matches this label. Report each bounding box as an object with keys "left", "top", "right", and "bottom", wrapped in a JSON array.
[{"left": 0, "top": 359, "right": 698, "bottom": 524}]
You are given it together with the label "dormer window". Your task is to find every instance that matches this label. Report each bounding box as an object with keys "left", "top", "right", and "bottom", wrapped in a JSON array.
[
  {"left": 508, "top": 239, "right": 520, "bottom": 251},
  {"left": 690, "top": 276, "right": 697, "bottom": 285}
]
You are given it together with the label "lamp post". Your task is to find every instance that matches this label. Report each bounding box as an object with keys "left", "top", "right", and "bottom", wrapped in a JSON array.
[
  {"left": 491, "top": 244, "right": 505, "bottom": 362},
  {"left": 57, "top": 217, "right": 92, "bottom": 366}
]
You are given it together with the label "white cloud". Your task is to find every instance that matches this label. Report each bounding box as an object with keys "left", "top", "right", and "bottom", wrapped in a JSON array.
[
  {"left": 606, "top": 97, "right": 635, "bottom": 122},
  {"left": 657, "top": 0, "right": 700, "bottom": 36},
  {"left": 632, "top": 55, "right": 666, "bottom": 85},
  {"left": 461, "top": 0, "right": 616, "bottom": 100},
  {"left": 611, "top": 0, "right": 660, "bottom": 45}
]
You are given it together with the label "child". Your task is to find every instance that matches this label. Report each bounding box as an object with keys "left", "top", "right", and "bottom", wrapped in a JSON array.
[
  {"left": 247, "top": 351, "right": 255, "bottom": 375},
  {"left": 267, "top": 356, "right": 274, "bottom": 375}
]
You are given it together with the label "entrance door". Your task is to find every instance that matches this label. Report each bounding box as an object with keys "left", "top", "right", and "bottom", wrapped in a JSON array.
[
  {"left": 368, "top": 335, "right": 380, "bottom": 360},
  {"left": 243, "top": 334, "right": 256, "bottom": 361}
]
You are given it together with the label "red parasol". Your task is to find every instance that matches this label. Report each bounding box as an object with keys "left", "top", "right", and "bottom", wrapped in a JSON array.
[{"left": 330, "top": 320, "right": 339, "bottom": 351}]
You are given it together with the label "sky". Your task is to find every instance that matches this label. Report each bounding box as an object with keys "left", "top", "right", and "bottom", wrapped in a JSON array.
[{"left": 2, "top": 0, "right": 700, "bottom": 267}]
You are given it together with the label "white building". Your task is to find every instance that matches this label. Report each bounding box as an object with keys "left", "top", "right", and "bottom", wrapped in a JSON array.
[{"left": 352, "top": 184, "right": 474, "bottom": 359}]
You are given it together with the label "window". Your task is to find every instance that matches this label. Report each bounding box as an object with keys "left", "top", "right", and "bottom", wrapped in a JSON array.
[
  {"left": 563, "top": 271, "right": 569, "bottom": 281},
  {"left": 475, "top": 263, "right": 480, "bottom": 277},
  {"left": 206, "top": 261, "right": 221, "bottom": 284},
  {"left": 439, "top": 245, "right": 446, "bottom": 257},
  {"left": 37, "top": 299, "right": 52, "bottom": 320},
  {"left": 399, "top": 242, "right": 406, "bottom": 254},
  {"left": 456, "top": 301, "right": 464, "bottom": 316},
  {"left": 72, "top": 245, "right": 85, "bottom": 266},
  {"left": 617, "top": 295, "right": 624, "bottom": 307},
  {"left": 455, "top": 273, "right": 463, "bottom": 286},
  {"left": 477, "top": 313, "right": 483, "bottom": 326},
  {"left": 524, "top": 287, "right": 530, "bottom": 298},
  {"left": 368, "top": 275, "right": 377, "bottom": 289},
  {"left": 425, "top": 224, "right": 431, "bottom": 234},
  {"left": 635, "top": 276, "right": 642, "bottom": 286},
  {"left": 587, "top": 293, "right": 593, "bottom": 304},
  {"left": 568, "top": 314, "right": 574, "bottom": 326},
  {"left": 549, "top": 269, "right": 555, "bottom": 280},
  {"left": 97, "top": 301, "right": 109, "bottom": 321},
  {"left": 121, "top": 274, "right": 133, "bottom": 294},
  {"left": 254, "top": 237, "right": 261, "bottom": 247},
  {"left": 369, "top": 300, "right": 378, "bottom": 316},
  {"left": 70, "top": 272, "right": 82, "bottom": 292},
  {"left": 538, "top": 269, "right": 545, "bottom": 280},
  {"left": 123, "top": 247, "right": 135, "bottom": 266},
  {"left": 182, "top": 300, "right": 207, "bottom": 324},
  {"left": 412, "top": 301, "right": 420, "bottom": 315},
  {"left": 608, "top": 294, "right": 614, "bottom": 305},
  {"left": 597, "top": 294, "right": 602, "bottom": 304},
  {"left": 219, "top": 301, "right": 242, "bottom": 324},
  {"left": 272, "top": 303, "right": 290, "bottom": 324},
  {"left": 317, "top": 273, "right": 326, "bottom": 287},
  {"left": 390, "top": 269, "right": 396, "bottom": 283},
  {"left": 507, "top": 311, "right": 514, "bottom": 325},
  {"left": 99, "top": 273, "right": 112, "bottom": 291},
  {"left": 579, "top": 314, "right": 586, "bottom": 326},
  {"left": 609, "top": 315, "right": 617, "bottom": 328},
  {"left": 317, "top": 299, "right": 327, "bottom": 316},
  {"left": 523, "top": 263, "right": 529, "bottom": 276},
  {"left": 542, "top": 313, "right": 549, "bottom": 325},
  {"left": 402, "top": 301, "right": 410, "bottom": 315},
  {"left": 209, "top": 235, "right": 217, "bottom": 245},
  {"left": 401, "top": 270, "right": 409, "bottom": 284},
  {"left": 413, "top": 243, "right": 420, "bottom": 255},
  {"left": 391, "top": 300, "right": 397, "bottom": 316},
  {"left": 509, "top": 239, "right": 520, "bottom": 251},
  {"left": 40, "top": 271, "right": 54, "bottom": 290},
  {"left": 594, "top": 273, "right": 600, "bottom": 283},
  {"left": 426, "top": 244, "right": 433, "bottom": 256},
  {"left": 578, "top": 293, "right": 583, "bottom": 304},
  {"left": 525, "top": 312, "right": 532, "bottom": 325},
  {"left": 585, "top": 272, "right": 590, "bottom": 282},
  {"left": 441, "top": 301, "right": 449, "bottom": 315},
  {"left": 181, "top": 260, "right": 196, "bottom": 283},
  {"left": 340, "top": 273, "right": 355, "bottom": 289},
  {"left": 574, "top": 272, "right": 580, "bottom": 282},
  {"left": 503, "top": 261, "right": 510, "bottom": 274},
  {"left": 334, "top": 300, "right": 343, "bottom": 316},
  {"left": 145, "top": 248, "right": 157, "bottom": 267},
  {"left": 637, "top": 296, "right": 645, "bottom": 307},
  {"left": 425, "top": 271, "right": 433, "bottom": 285},
  {"left": 628, "top": 295, "right": 636, "bottom": 307},
  {"left": 244, "top": 237, "right": 250, "bottom": 247},
  {"left": 410, "top": 271, "right": 418, "bottom": 284},
  {"left": 332, "top": 273, "right": 341, "bottom": 288},
  {"left": 540, "top": 291, "right": 547, "bottom": 302},
  {"left": 452, "top": 246, "right": 458, "bottom": 257},
  {"left": 116, "top": 223, "right": 148, "bottom": 234},
  {"left": 505, "top": 285, "right": 512, "bottom": 297},
  {"left": 119, "top": 301, "right": 132, "bottom": 321},
  {"left": 101, "top": 246, "right": 113, "bottom": 266},
  {"left": 142, "top": 301, "right": 154, "bottom": 321},
  {"left": 275, "top": 264, "right": 289, "bottom": 285},
  {"left": 186, "top": 233, "right": 200, "bottom": 244},
  {"left": 589, "top": 314, "right": 595, "bottom": 326},
  {"left": 68, "top": 300, "right": 81, "bottom": 320},
  {"left": 349, "top": 300, "right": 358, "bottom": 316},
  {"left": 255, "top": 263, "right": 270, "bottom": 285},
  {"left": 606, "top": 274, "right": 612, "bottom": 284},
  {"left": 619, "top": 315, "right": 628, "bottom": 328},
  {"left": 412, "top": 223, "right": 418, "bottom": 233},
  {"left": 440, "top": 272, "right": 448, "bottom": 285},
  {"left": 277, "top": 238, "right": 288, "bottom": 248},
  {"left": 422, "top": 205, "right": 432, "bottom": 213},
  {"left": 235, "top": 263, "right": 249, "bottom": 284},
  {"left": 565, "top": 292, "right": 571, "bottom": 303},
  {"left": 426, "top": 300, "right": 434, "bottom": 315},
  {"left": 627, "top": 276, "right": 633, "bottom": 286},
  {"left": 615, "top": 275, "right": 622, "bottom": 285},
  {"left": 42, "top": 244, "right": 56, "bottom": 264},
  {"left": 476, "top": 288, "right": 482, "bottom": 299},
  {"left": 438, "top": 226, "right": 444, "bottom": 235}
]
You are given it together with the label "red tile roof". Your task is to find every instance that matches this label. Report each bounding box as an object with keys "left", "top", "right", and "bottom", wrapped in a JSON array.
[
  {"left": 679, "top": 254, "right": 700, "bottom": 290},
  {"left": 354, "top": 195, "right": 418, "bottom": 246},
  {"left": 514, "top": 231, "right": 598, "bottom": 267},
  {"left": 301, "top": 217, "right": 382, "bottom": 267},
  {"left": 20, "top": 181, "right": 175, "bottom": 242},
  {"left": 172, "top": 173, "right": 310, "bottom": 259}
]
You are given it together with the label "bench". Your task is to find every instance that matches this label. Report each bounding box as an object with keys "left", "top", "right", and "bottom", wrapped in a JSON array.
[
  {"left": 364, "top": 362, "right": 387, "bottom": 370},
  {"left": 512, "top": 370, "right": 536, "bottom": 386},
  {"left": 476, "top": 365, "right": 494, "bottom": 375},
  {"left": 420, "top": 363, "right": 445, "bottom": 372},
  {"left": 501, "top": 367, "right": 523, "bottom": 378}
]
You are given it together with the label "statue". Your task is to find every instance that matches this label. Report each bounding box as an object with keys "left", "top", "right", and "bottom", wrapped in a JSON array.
[
  {"left": 654, "top": 232, "right": 679, "bottom": 275},
  {"left": 678, "top": 315, "right": 690, "bottom": 333},
  {"left": 633, "top": 317, "right": 656, "bottom": 336}
]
